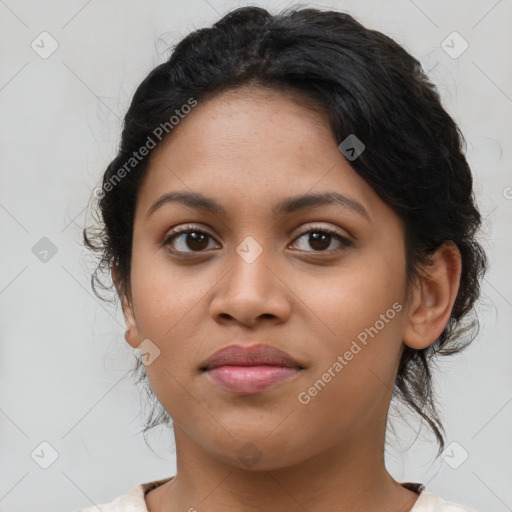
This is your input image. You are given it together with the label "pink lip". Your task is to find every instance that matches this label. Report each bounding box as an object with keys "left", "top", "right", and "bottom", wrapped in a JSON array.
[
  {"left": 206, "top": 365, "right": 301, "bottom": 394},
  {"left": 200, "top": 343, "right": 304, "bottom": 394}
]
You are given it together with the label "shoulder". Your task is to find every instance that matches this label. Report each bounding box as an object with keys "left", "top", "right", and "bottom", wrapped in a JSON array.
[
  {"left": 72, "top": 476, "right": 174, "bottom": 512},
  {"left": 72, "top": 484, "right": 145, "bottom": 512},
  {"left": 412, "top": 489, "right": 478, "bottom": 512}
]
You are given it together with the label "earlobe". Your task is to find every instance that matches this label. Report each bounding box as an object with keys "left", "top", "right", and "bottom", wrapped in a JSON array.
[
  {"left": 120, "top": 295, "right": 141, "bottom": 350},
  {"left": 111, "top": 264, "right": 141, "bottom": 350},
  {"left": 402, "top": 242, "right": 462, "bottom": 350}
]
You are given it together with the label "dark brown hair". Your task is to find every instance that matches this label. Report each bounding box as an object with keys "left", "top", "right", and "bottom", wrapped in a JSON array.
[{"left": 84, "top": 5, "right": 487, "bottom": 458}]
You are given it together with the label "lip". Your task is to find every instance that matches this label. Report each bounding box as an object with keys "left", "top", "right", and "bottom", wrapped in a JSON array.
[
  {"left": 200, "top": 343, "right": 305, "bottom": 394},
  {"left": 200, "top": 343, "right": 303, "bottom": 370}
]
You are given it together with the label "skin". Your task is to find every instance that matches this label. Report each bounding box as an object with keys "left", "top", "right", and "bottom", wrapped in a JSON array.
[{"left": 113, "top": 85, "right": 462, "bottom": 512}]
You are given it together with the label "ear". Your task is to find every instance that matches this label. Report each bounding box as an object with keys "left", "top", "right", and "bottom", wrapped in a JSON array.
[
  {"left": 402, "top": 241, "right": 462, "bottom": 350},
  {"left": 112, "top": 263, "right": 141, "bottom": 350}
]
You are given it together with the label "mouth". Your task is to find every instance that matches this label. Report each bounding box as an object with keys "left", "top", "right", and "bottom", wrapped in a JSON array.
[{"left": 200, "top": 343, "right": 305, "bottom": 394}]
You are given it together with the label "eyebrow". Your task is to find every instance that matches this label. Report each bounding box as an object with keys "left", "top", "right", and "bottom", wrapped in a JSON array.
[{"left": 145, "top": 190, "right": 370, "bottom": 221}]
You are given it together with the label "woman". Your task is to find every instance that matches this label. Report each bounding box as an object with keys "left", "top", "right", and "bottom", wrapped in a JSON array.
[{"left": 80, "top": 5, "right": 486, "bottom": 511}]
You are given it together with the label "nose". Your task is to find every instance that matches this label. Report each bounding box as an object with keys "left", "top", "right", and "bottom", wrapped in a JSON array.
[{"left": 208, "top": 244, "right": 292, "bottom": 327}]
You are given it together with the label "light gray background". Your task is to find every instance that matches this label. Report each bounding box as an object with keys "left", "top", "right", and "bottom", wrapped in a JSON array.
[{"left": 0, "top": 1, "right": 510, "bottom": 511}]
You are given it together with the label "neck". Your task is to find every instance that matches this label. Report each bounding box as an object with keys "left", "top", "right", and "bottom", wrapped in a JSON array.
[{"left": 145, "top": 423, "right": 420, "bottom": 512}]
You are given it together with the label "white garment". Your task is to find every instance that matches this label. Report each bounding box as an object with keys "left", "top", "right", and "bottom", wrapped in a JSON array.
[{"left": 73, "top": 477, "right": 477, "bottom": 511}]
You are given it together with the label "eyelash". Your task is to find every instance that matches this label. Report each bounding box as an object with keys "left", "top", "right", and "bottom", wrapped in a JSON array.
[{"left": 162, "top": 223, "right": 353, "bottom": 256}]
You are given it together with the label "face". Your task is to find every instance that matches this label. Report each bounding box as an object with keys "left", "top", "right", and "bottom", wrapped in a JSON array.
[{"left": 120, "top": 86, "right": 412, "bottom": 470}]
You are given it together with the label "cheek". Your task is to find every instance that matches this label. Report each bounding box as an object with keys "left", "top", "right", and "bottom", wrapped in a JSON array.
[
  {"left": 130, "top": 243, "right": 208, "bottom": 335},
  {"left": 291, "top": 239, "right": 407, "bottom": 406},
  {"left": 128, "top": 248, "right": 214, "bottom": 399},
  {"left": 297, "top": 240, "right": 406, "bottom": 346},
  {"left": 129, "top": 258, "right": 205, "bottom": 420},
  {"left": 292, "top": 279, "right": 406, "bottom": 440}
]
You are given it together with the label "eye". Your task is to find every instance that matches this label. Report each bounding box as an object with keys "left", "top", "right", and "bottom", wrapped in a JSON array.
[
  {"left": 163, "top": 224, "right": 219, "bottom": 254},
  {"left": 290, "top": 224, "right": 352, "bottom": 253},
  {"left": 163, "top": 223, "right": 352, "bottom": 256}
]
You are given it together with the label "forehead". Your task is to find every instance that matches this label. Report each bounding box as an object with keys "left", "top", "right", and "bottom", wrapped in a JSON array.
[{"left": 135, "top": 86, "right": 380, "bottom": 220}]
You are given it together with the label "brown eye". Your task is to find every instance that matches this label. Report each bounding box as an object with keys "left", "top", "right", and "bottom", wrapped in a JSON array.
[
  {"left": 291, "top": 225, "right": 352, "bottom": 253},
  {"left": 163, "top": 225, "right": 219, "bottom": 254},
  {"left": 307, "top": 232, "right": 333, "bottom": 251}
]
